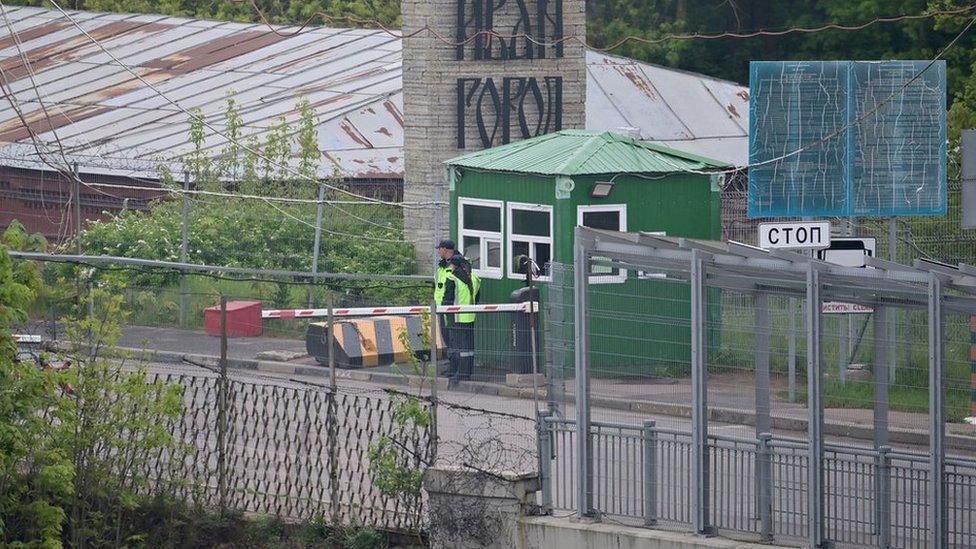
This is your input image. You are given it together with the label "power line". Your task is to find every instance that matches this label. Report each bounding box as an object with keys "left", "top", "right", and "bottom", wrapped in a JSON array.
[
  {"left": 8, "top": 250, "right": 433, "bottom": 282},
  {"left": 606, "top": 12, "right": 976, "bottom": 180},
  {"left": 236, "top": 0, "right": 976, "bottom": 50}
]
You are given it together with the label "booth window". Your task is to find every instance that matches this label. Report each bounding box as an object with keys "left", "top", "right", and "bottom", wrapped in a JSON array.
[
  {"left": 507, "top": 202, "right": 553, "bottom": 281},
  {"left": 577, "top": 204, "right": 627, "bottom": 283},
  {"left": 458, "top": 198, "right": 503, "bottom": 278}
]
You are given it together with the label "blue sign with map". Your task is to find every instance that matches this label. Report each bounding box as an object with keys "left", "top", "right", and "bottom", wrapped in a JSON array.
[{"left": 748, "top": 61, "right": 946, "bottom": 218}]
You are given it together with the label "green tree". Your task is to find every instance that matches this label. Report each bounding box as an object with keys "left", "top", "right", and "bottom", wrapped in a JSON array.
[{"left": 0, "top": 226, "right": 72, "bottom": 548}]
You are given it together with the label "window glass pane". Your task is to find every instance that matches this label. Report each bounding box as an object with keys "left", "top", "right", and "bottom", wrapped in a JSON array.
[
  {"left": 534, "top": 242, "right": 551, "bottom": 276},
  {"left": 463, "top": 236, "right": 481, "bottom": 269},
  {"left": 486, "top": 240, "right": 501, "bottom": 268},
  {"left": 582, "top": 210, "right": 621, "bottom": 231},
  {"left": 463, "top": 204, "right": 501, "bottom": 232},
  {"left": 512, "top": 241, "right": 530, "bottom": 274},
  {"left": 512, "top": 208, "right": 550, "bottom": 236}
]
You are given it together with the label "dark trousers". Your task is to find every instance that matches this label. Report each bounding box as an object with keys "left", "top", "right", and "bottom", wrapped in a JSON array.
[{"left": 447, "top": 322, "right": 474, "bottom": 381}]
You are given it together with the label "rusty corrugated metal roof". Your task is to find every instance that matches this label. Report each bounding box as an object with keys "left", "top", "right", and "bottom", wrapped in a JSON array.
[{"left": 0, "top": 6, "right": 749, "bottom": 181}]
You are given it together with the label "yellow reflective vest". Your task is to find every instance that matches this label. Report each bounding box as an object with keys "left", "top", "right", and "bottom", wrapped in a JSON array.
[{"left": 446, "top": 271, "right": 475, "bottom": 323}]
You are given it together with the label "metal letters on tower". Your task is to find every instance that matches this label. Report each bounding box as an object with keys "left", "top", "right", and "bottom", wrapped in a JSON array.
[{"left": 454, "top": 0, "right": 565, "bottom": 148}]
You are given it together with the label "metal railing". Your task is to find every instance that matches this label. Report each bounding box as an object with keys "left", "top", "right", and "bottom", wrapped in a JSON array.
[{"left": 538, "top": 415, "right": 976, "bottom": 548}]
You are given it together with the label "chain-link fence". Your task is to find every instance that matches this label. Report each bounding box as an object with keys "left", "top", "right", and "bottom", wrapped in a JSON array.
[{"left": 139, "top": 371, "right": 433, "bottom": 532}]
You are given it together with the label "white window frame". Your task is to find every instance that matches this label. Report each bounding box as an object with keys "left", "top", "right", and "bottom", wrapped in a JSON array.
[
  {"left": 507, "top": 201, "right": 554, "bottom": 282},
  {"left": 577, "top": 204, "right": 628, "bottom": 284},
  {"left": 458, "top": 197, "right": 504, "bottom": 279}
]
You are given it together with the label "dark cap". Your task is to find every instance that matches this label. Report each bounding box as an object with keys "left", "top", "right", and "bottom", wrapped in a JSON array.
[{"left": 436, "top": 239, "right": 456, "bottom": 250}]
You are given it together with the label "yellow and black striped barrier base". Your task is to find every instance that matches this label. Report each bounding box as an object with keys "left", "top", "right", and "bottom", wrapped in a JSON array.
[{"left": 306, "top": 315, "right": 445, "bottom": 368}]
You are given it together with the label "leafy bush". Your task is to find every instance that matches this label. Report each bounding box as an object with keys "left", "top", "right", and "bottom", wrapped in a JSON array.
[{"left": 73, "top": 96, "right": 425, "bottom": 314}]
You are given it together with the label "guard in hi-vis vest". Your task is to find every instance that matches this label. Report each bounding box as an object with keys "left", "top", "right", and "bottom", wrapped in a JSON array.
[
  {"left": 435, "top": 239, "right": 458, "bottom": 349},
  {"left": 442, "top": 255, "right": 477, "bottom": 384}
]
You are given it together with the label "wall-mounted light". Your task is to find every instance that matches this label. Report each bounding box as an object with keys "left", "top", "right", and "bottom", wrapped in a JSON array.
[{"left": 590, "top": 181, "right": 615, "bottom": 198}]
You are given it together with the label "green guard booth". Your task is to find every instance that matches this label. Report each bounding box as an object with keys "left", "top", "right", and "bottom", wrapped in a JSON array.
[{"left": 444, "top": 130, "right": 729, "bottom": 380}]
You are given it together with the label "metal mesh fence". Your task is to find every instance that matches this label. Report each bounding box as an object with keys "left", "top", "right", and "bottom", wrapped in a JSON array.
[
  {"left": 137, "top": 371, "right": 432, "bottom": 532},
  {"left": 541, "top": 227, "right": 976, "bottom": 548}
]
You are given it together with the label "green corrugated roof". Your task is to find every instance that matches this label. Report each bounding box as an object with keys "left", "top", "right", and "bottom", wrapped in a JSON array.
[{"left": 445, "top": 130, "right": 729, "bottom": 176}]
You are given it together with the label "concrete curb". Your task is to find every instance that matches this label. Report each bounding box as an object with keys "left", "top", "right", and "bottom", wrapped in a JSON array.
[{"left": 122, "top": 346, "right": 975, "bottom": 451}]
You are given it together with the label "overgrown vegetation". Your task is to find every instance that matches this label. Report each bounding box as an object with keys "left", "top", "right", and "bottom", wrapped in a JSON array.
[
  {"left": 367, "top": 311, "right": 433, "bottom": 524},
  {"left": 3, "top": 225, "right": 394, "bottom": 547},
  {"left": 1, "top": 225, "right": 185, "bottom": 547},
  {"left": 59, "top": 95, "right": 424, "bottom": 326}
]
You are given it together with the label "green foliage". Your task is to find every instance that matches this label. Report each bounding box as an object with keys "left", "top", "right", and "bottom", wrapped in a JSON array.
[
  {"left": 0, "top": 246, "right": 185, "bottom": 547},
  {"left": 71, "top": 95, "right": 421, "bottom": 314},
  {"left": 367, "top": 312, "right": 432, "bottom": 503}
]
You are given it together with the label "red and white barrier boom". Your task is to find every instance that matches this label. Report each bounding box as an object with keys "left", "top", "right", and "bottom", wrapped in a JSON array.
[{"left": 262, "top": 302, "right": 538, "bottom": 319}]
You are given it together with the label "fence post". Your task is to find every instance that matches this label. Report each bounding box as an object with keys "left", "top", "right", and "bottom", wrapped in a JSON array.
[
  {"left": 690, "top": 249, "right": 712, "bottom": 535},
  {"left": 643, "top": 419, "right": 657, "bottom": 527},
  {"left": 928, "top": 273, "right": 946, "bottom": 549},
  {"left": 327, "top": 388, "right": 340, "bottom": 525},
  {"left": 873, "top": 304, "right": 889, "bottom": 536},
  {"left": 217, "top": 296, "right": 229, "bottom": 513},
  {"left": 537, "top": 409, "right": 552, "bottom": 512},
  {"left": 325, "top": 292, "right": 341, "bottom": 523},
  {"left": 887, "top": 218, "right": 898, "bottom": 380},
  {"left": 758, "top": 432, "right": 773, "bottom": 542},
  {"left": 179, "top": 171, "right": 190, "bottom": 328},
  {"left": 573, "top": 230, "right": 593, "bottom": 518},
  {"left": 309, "top": 183, "right": 325, "bottom": 308},
  {"left": 876, "top": 445, "right": 892, "bottom": 549},
  {"left": 806, "top": 264, "right": 826, "bottom": 548},
  {"left": 754, "top": 293, "right": 771, "bottom": 520},
  {"left": 788, "top": 297, "right": 797, "bottom": 402}
]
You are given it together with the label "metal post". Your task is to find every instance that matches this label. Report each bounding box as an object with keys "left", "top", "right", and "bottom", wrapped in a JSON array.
[
  {"left": 217, "top": 296, "right": 229, "bottom": 512},
  {"left": 573, "top": 232, "right": 592, "bottom": 518},
  {"left": 888, "top": 218, "right": 898, "bottom": 380},
  {"left": 429, "top": 294, "right": 439, "bottom": 460},
  {"left": 754, "top": 293, "right": 772, "bottom": 523},
  {"left": 928, "top": 274, "right": 946, "bottom": 549},
  {"left": 325, "top": 290, "right": 340, "bottom": 523},
  {"left": 179, "top": 171, "right": 190, "bottom": 328},
  {"left": 806, "top": 264, "right": 826, "bottom": 548},
  {"left": 839, "top": 316, "right": 848, "bottom": 383},
  {"left": 527, "top": 265, "right": 542, "bottom": 412},
  {"left": 758, "top": 432, "right": 773, "bottom": 542},
  {"left": 430, "top": 186, "right": 443, "bottom": 461},
  {"left": 873, "top": 305, "right": 890, "bottom": 536},
  {"left": 877, "top": 445, "right": 892, "bottom": 549},
  {"left": 537, "top": 409, "right": 553, "bottom": 512},
  {"left": 327, "top": 292, "right": 336, "bottom": 390},
  {"left": 788, "top": 297, "right": 797, "bottom": 402},
  {"left": 643, "top": 419, "right": 657, "bottom": 527},
  {"left": 72, "top": 163, "right": 92, "bottom": 319},
  {"left": 690, "top": 249, "right": 711, "bottom": 535},
  {"left": 755, "top": 293, "right": 772, "bottom": 436},
  {"left": 873, "top": 305, "right": 889, "bottom": 448},
  {"left": 309, "top": 183, "right": 325, "bottom": 308},
  {"left": 73, "top": 163, "right": 82, "bottom": 256}
]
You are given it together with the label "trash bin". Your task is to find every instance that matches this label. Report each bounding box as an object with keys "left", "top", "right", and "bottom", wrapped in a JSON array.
[{"left": 510, "top": 287, "right": 541, "bottom": 374}]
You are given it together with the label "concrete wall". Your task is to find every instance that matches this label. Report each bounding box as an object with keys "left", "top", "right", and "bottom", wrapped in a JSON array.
[{"left": 401, "top": 0, "right": 586, "bottom": 261}]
